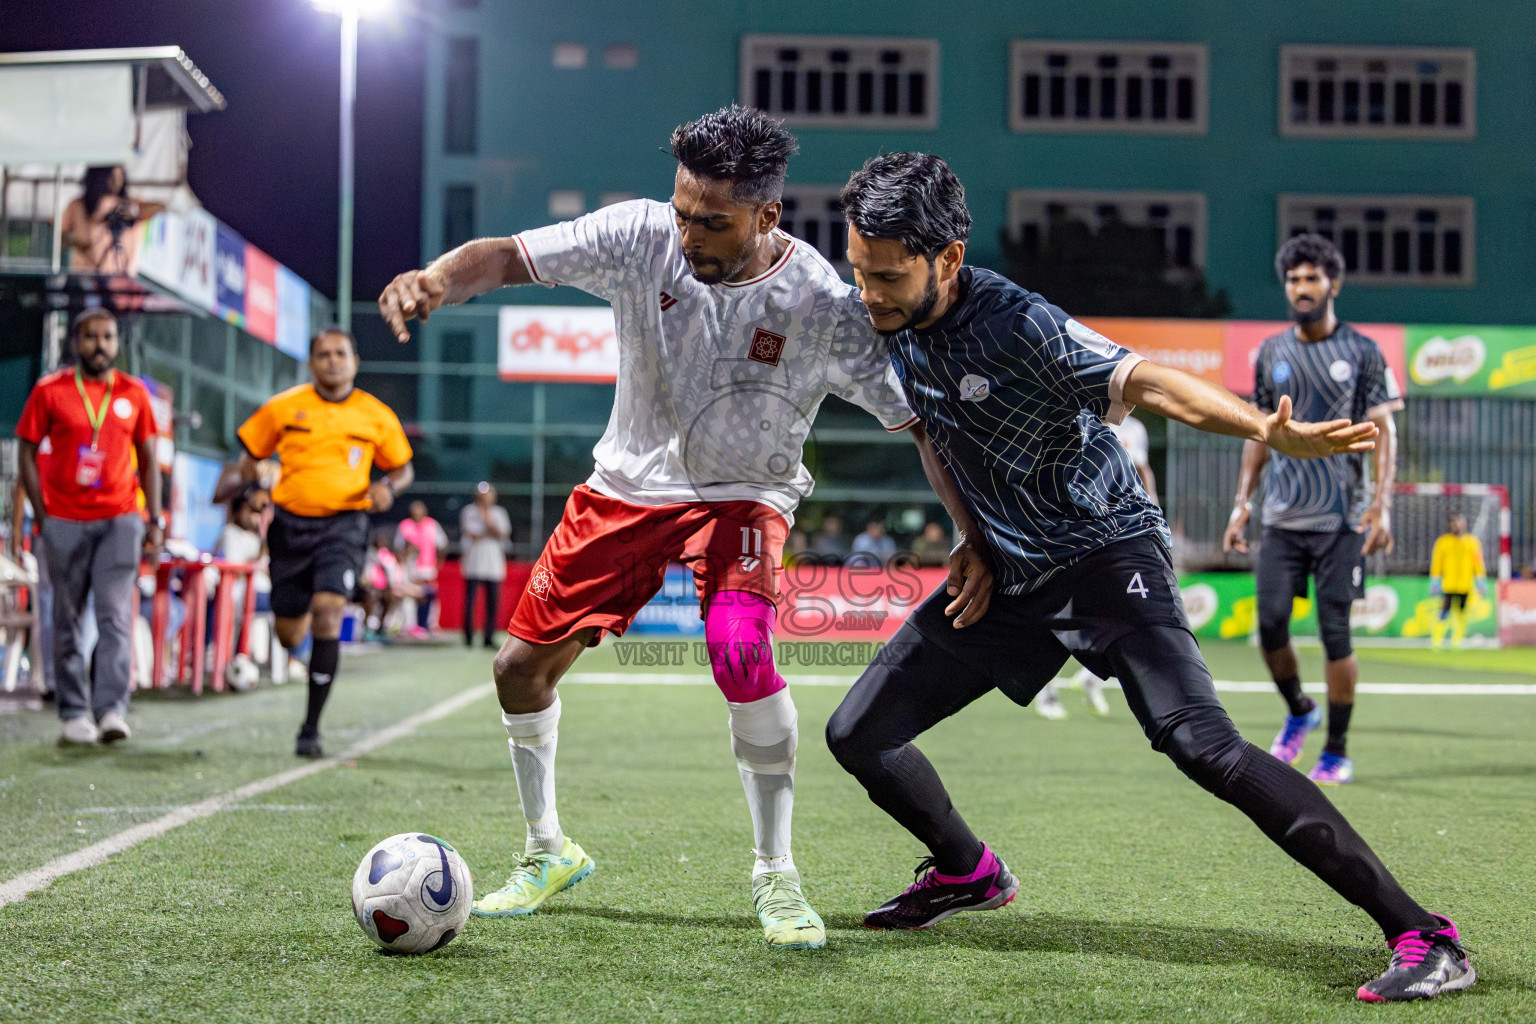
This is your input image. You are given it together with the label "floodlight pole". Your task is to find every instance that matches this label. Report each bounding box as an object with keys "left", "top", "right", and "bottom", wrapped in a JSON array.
[{"left": 337, "top": 6, "right": 358, "bottom": 331}]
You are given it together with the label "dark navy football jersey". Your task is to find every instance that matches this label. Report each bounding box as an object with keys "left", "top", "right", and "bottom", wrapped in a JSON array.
[
  {"left": 1252, "top": 324, "right": 1403, "bottom": 533},
  {"left": 886, "top": 266, "right": 1167, "bottom": 595}
]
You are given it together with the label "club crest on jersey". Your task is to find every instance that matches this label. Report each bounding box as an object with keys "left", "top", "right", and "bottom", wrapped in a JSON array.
[
  {"left": 748, "top": 328, "right": 786, "bottom": 367},
  {"left": 348, "top": 446, "right": 363, "bottom": 468},
  {"left": 528, "top": 563, "right": 553, "bottom": 601},
  {"left": 1330, "top": 359, "right": 1354, "bottom": 382},
  {"left": 959, "top": 374, "right": 992, "bottom": 402},
  {"left": 1273, "top": 360, "right": 1292, "bottom": 383},
  {"left": 659, "top": 291, "right": 677, "bottom": 311}
]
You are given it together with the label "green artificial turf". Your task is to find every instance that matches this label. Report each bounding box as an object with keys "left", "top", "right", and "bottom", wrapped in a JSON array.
[{"left": 2, "top": 640, "right": 1532, "bottom": 1023}]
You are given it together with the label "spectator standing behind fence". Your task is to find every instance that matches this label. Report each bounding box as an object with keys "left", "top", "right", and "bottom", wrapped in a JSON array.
[
  {"left": 809, "top": 513, "right": 850, "bottom": 565},
  {"left": 15, "top": 308, "right": 163, "bottom": 746},
  {"left": 909, "top": 521, "right": 951, "bottom": 567},
  {"left": 215, "top": 482, "right": 272, "bottom": 611},
  {"left": 397, "top": 500, "right": 447, "bottom": 637},
  {"left": 849, "top": 517, "right": 897, "bottom": 567},
  {"left": 459, "top": 482, "right": 510, "bottom": 649},
  {"left": 60, "top": 166, "right": 165, "bottom": 276}
]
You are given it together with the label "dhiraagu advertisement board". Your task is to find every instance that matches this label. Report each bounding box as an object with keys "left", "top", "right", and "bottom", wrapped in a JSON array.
[
  {"left": 1177, "top": 574, "right": 1497, "bottom": 643},
  {"left": 1406, "top": 325, "right": 1536, "bottom": 398}
]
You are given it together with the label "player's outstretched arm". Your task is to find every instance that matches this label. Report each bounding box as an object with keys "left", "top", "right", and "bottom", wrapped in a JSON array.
[
  {"left": 379, "top": 238, "right": 534, "bottom": 343},
  {"left": 1123, "top": 359, "right": 1377, "bottom": 460}
]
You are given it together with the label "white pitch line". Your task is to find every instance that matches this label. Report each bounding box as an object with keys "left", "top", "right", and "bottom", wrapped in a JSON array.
[
  {"left": 564, "top": 673, "right": 1536, "bottom": 696},
  {"left": 0, "top": 682, "right": 495, "bottom": 910}
]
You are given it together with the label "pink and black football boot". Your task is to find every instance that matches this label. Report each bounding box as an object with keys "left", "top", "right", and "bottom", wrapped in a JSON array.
[
  {"left": 1357, "top": 914, "right": 1475, "bottom": 1002},
  {"left": 863, "top": 844, "right": 1018, "bottom": 930}
]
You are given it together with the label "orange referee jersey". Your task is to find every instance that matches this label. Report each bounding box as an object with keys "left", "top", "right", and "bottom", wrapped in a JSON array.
[{"left": 238, "top": 384, "right": 412, "bottom": 517}]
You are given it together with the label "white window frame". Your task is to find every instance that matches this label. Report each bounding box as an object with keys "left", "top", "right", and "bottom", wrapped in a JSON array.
[
  {"left": 1279, "top": 45, "right": 1476, "bottom": 140},
  {"left": 1008, "top": 189, "right": 1209, "bottom": 270},
  {"left": 739, "top": 34, "right": 939, "bottom": 130},
  {"left": 1277, "top": 194, "right": 1475, "bottom": 287},
  {"left": 1009, "top": 40, "right": 1207, "bottom": 135},
  {"left": 779, "top": 184, "right": 850, "bottom": 276}
]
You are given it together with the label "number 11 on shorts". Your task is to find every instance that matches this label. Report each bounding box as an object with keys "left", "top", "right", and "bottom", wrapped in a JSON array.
[{"left": 740, "top": 526, "right": 762, "bottom": 556}]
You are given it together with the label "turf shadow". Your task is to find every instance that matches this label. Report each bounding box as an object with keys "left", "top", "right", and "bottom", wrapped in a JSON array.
[{"left": 850, "top": 912, "right": 1382, "bottom": 984}]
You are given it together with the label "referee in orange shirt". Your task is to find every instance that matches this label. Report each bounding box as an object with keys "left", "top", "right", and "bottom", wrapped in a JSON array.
[{"left": 217, "top": 327, "right": 413, "bottom": 756}]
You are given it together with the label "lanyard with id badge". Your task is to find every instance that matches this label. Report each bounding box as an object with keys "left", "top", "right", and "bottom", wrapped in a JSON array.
[{"left": 73, "top": 367, "right": 114, "bottom": 489}]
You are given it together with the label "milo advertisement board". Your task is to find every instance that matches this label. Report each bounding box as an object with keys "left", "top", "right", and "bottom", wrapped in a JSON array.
[
  {"left": 1406, "top": 325, "right": 1536, "bottom": 398},
  {"left": 1178, "top": 574, "right": 1496, "bottom": 643}
]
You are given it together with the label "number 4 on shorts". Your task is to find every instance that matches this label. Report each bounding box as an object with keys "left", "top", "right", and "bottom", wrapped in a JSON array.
[{"left": 1126, "top": 572, "right": 1149, "bottom": 598}]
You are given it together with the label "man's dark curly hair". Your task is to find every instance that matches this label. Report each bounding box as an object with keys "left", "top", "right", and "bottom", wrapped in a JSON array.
[
  {"left": 1275, "top": 232, "right": 1345, "bottom": 282},
  {"left": 670, "top": 105, "right": 799, "bottom": 206},
  {"left": 838, "top": 152, "right": 972, "bottom": 261}
]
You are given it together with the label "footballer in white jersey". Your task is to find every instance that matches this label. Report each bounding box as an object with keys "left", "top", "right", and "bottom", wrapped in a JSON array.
[{"left": 379, "top": 106, "right": 992, "bottom": 950}]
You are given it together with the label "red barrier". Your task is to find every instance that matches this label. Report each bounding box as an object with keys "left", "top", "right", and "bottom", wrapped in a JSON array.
[
  {"left": 434, "top": 560, "right": 533, "bottom": 632},
  {"left": 149, "top": 558, "right": 259, "bottom": 694}
]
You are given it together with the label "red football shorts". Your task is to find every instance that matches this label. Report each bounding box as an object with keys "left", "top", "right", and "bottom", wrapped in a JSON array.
[{"left": 508, "top": 485, "right": 788, "bottom": 646}]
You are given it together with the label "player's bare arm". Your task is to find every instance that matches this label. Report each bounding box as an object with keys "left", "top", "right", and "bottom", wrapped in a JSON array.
[
  {"left": 1223, "top": 439, "right": 1269, "bottom": 553},
  {"left": 1123, "top": 359, "right": 1377, "bottom": 459},
  {"left": 1360, "top": 410, "right": 1397, "bottom": 555},
  {"left": 16, "top": 439, "right": 46, "bottom": 532},
  {"left": 379, "top": 238, "right": 534, "bottom": 343},
  {"left": 367, "top": 462, "right": 414, "bottom": 515},
  {"left": 910, "top": 421, "right": 992, "bottom": 628}
]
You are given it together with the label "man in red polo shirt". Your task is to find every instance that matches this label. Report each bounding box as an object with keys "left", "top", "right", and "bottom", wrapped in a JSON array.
[{"left": 16, "top": 308, "right": 162, "bottom": 746}]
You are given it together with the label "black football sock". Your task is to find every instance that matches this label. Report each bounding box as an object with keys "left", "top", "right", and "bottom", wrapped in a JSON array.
[
  {"left": 878, "top": 745, "right": 987, "bottom": 876},
  {"left": 302, "top": 638, "right": 341, "bottom": 737},
  {"left": 1227, "top": 744, "right": 1435, "bottom": 940},
  {"left": 1275, "top": 675, "right": 1314, "bottom": 718},
  {"left": 1324, "top": 702, "right": 1353, "bottom": 756}
]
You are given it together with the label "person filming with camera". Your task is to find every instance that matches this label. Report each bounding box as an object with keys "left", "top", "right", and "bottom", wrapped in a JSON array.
[{"left": 59, "top": 166, "right": 165, "bottom": 276}]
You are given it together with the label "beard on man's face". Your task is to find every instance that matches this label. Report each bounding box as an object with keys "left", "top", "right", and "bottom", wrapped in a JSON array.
[
  {"left": 684, "top": 233, "right": 758, "bottom": 285},
  {"left": 1289, "top": 296, "right": 1328, "bottom": 326},
  {"left": 871, "top": 264, "right": 940, "bottom": 336},
  {"left": 80, "top": 345, "right": 115, "bottom": 373}
]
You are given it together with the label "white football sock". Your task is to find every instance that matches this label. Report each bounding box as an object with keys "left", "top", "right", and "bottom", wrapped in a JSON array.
[
  {"left": 727, "top": 688, "right": 798, "bottom": 878},
  {"left": 502, "top": 695, "right": 565, "bottom": 856}
]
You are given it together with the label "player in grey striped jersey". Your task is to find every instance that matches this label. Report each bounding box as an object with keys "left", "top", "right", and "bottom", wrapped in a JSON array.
[{"left": 1224, "top": 234, "right": 1404, "bottom": 786}]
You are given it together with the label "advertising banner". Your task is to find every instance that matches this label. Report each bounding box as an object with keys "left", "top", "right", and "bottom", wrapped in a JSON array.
[
  {"left": 1405, "top": 325, "right": 1536, "bottom": 398},
  {"left": 1179, "top": 572, "right": 1496, "bottom": 642},
  {"left": 275, "top": 265, "right": 312, "bottom": 361},
  {"left": 137, "top": 208, "right": 218, "bottom": 314},
  {"left": 170, "top": 451, "right": 226, "bottom": 552},
  {"left": 1223, "top": 321, "right": 1406, "bottom": 400},
  {"left": 243, "top": 245, "right": 278, "bottom": 344},
  {"left": 1497, "top": 580, "right": 1536, "bottom": 646},
  {"left": 1083, "top": 318, "right": 1225, "bottom": 383},
  {"left": 215, "top": 223, "right": 247, "bottom": 326},
  {"left": 498, "top": 305, "right": 619, "bottom": 382}
]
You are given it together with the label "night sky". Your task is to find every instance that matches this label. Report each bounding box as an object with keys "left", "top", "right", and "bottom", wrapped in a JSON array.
[{"left": 1, "top": 0, "right": 425, "bottom": 305}]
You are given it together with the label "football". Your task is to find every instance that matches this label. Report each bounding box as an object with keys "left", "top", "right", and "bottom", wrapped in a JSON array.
[{"left": 350, "top": 833, "right": 473, "bottom": 954}]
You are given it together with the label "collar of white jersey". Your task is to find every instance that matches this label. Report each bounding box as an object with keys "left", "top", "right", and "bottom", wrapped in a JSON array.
[{"left": 720, "top": 230, "right": 797, "bottom": 288}]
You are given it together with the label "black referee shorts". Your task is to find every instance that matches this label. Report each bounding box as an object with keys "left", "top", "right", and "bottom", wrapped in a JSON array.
[
  {"left": 268, "top": 507, "right": 369, "bottom": 619},
  {"left": 1256, "top": 527, "right": 1363, "bottom": 661}
]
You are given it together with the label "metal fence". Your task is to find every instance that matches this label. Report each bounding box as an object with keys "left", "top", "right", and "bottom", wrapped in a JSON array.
[{"left": 1167, "top": 398, "right": 1536, "bottom": 575}]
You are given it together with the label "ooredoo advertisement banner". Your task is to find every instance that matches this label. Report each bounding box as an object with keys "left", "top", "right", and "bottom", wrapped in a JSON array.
[{"left": 1081, "top": 317, "right": 1225, "bottom": 383}]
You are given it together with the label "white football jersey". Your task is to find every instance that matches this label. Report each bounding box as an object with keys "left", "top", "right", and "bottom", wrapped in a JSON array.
[
  {"left": 516, "top": 199, "right": 917, "bottom": 519},
  {"left": 1110, "top": 415, "right": 1149, "bottom": 467}
]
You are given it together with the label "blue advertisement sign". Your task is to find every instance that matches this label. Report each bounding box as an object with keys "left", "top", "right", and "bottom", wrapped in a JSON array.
[
  {"left": 214, "top": 223, "right": 246, "bottom": 325},
  {"left": 627, "top": 566, "right": 704, "bottom": 634},
  {"left": 275, "top": 265, "right": 311, "bottom": 361}
]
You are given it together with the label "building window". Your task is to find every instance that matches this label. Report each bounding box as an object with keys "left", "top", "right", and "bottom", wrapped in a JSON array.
[
  {"left": 739, "top": 35, "right": 939, "bottom": 130},
  {"left": 443, "top": 184, "right": 476, "bottom": 251},
  {"left": 1278, "top": 194, "right": 1474, "bottom": 286},
  {"left": 779, "top": 185, "right": 849, "bottom": 275},
  {"left": 444, "top": 36, "right": 479, "bottom": 155},
  {"left": 1010, "top": 41, "right": 1207, "bottom": 135},
  {"left": 1009, "top": 190, "right": 1207, "bottom": 269},
  {"left": 1280, "top": 46, "right": 1475, "bottom": 139}
]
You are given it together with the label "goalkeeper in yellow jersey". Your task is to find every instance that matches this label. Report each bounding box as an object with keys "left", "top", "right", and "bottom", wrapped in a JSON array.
[{"left": 1430, "top": 515, "right": 1486, "bottom": 649}]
